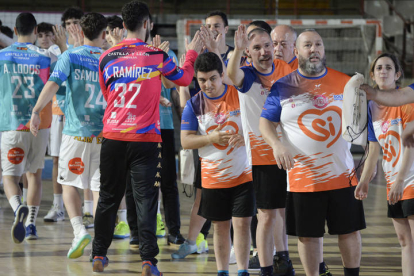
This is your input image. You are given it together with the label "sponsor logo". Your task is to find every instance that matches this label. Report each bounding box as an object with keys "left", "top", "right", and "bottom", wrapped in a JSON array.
[
  {"left": 333, "top": 94, "right": 343, "bottom": 101},
  {"left": 7, "top": 148, "right": 24, "bottom": 164},
  {"left": 312, "top": 95, "right": 329, "bottom": 109},
  {"left": 68, "top": 157, "right": 85, "bottom": 175}
]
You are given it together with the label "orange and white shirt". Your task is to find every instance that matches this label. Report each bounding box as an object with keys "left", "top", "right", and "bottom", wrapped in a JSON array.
[
  {"left": 181, "top": 85, "right": 252, "bottom": 189},
  {"left": 287, "top": 56, "right": 298, "bottom": 70},
  {"left": 237, "top": 60, "right": 292, "bottom": 166},
  {"left": 368, "top": 95, "right": 414, "bottom": 200},
  {"left": 261, "top": 68, "right": 357, "bottom": 192}
]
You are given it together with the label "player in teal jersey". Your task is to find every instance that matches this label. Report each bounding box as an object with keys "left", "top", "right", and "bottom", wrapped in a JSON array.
[
  {"left": 0, "top": 13, "right": 57, "bottom": 244},
  {"left": 30, "top": 13, "right": 107, "bottom": 259}
]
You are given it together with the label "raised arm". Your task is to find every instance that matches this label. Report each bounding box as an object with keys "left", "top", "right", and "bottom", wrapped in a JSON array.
[
  {"left": 227, "top": 25, "right": 248, "bottom": 87},
  {"left": 354, "top": 142, "right": 380, "bottom": 200},
  {"left": 361, "top": 84, "right": 414, "bottom": 106}
]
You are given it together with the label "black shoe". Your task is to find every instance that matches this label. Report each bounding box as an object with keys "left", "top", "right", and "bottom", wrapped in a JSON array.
[
  {"left": 320, "top": 264, "right": 332, "bottom": 276},
  {"left": 167, "top": 233, "right": 185, "bottom": 245},
  {"left": 273, "top": 255, "right": 295, "bottom": 276},
  {"left": 248, "top": 253, "right": 260, "bottom": 270},
  {"left": 129, "top": 236, "right": 139, "bottom": 251}
]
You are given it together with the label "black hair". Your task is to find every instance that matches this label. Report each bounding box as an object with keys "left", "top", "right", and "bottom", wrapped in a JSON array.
[
  {"left": 37, "top": 22, "right": 54, "bottom": 34},
  {"left": 247, "top": 27, "right": 271, "bottom": 41},
  {"left": 16, "top": 13, "right": 37, "bottom": 36},
  {"left": 61, "top": 7, "right": 84, "bottom": 28},
  {"left": 107, "top": 15, "right": 123, "bottom": 31},
  {"left": 206, "top": 10, "right": 228, "bottom": 27},
  {"left": 121, "top": 1, "right": 150, "bottom": 32},
  {"left": 247, "top": 20, "right": 271, "bottom": 34},
  {"left": 80, "top": 13, "right": 107, "bottom": 41},
  {"left": 195, "top": 52, "right": 223, "bottom": 75},
  {"left": 0, "top": 26, "right": 13, "bottom": 39}
]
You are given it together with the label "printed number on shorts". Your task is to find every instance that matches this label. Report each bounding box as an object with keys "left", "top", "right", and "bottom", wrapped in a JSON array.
[
  {"left": 114, "top": 83, "right": 141, "bottom": 108},
  {"left": 11, "top": 76, "right": 35, "bottom": 99},
  {"left": 85, "top": 84, "right": 106, "bottom": 108}
]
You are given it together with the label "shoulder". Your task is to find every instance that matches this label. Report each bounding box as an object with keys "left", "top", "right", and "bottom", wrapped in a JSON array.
[{"left": 326, "top": 67, "right": 350, "bottom": 82}]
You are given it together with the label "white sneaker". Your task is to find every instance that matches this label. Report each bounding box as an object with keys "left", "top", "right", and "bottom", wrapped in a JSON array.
[
  {"left": 67, "top": 230, "right": 91, "bottom": 259},
  {"left": 44, "top": 205, "right": 65, "bottom": 222},
  {"left": 229, "top": 246, "right": 237, "bottom": 264}
]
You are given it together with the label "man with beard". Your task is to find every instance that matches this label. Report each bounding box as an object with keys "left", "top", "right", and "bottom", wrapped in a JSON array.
[
  {"left": 271, "top": 25, "right": 298, "bottom": 70},
  {"left": 227, "top": 26, "right": 292, "bottom": 276},
  {"left": 259, "top": 29, "right": 365, "bottom": 276}
]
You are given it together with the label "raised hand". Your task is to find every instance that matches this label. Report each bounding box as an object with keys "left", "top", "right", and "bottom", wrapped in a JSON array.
[
  {"left": 108, "top": 27, "right": 124, "bottom": 46},
  {"left": 67, "top": 24, "right": 83, "bottom": 47},
  {"left": 234, "top": 24, "right": 249, "bottom": 51},
  {"left": 179, "top": 54, "right": 186, "bottom": 67},
  {"left": 187, "top": 31, "right": 204, "bottom": 54},
  {"left": 52, "top": 25, "right": 67, "bottom": 51},
  {"left": 199, "top": 25, "right": 222, "bottom": 53}
]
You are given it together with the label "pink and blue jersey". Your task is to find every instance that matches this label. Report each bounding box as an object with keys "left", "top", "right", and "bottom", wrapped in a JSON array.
[
  {"left": 99, "top": 38, "right": 197, "bottom": 142},
  {"left": 0, "top": 42, "right": 55, "bottom": 131}
]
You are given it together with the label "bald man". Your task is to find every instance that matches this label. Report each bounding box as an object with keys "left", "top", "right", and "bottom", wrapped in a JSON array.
[
  {"left": 260, "top": 30, "right": 365, "bottom": 276},
  {"left": 271, "top": 25, "right": 298, "bottom": 70}
]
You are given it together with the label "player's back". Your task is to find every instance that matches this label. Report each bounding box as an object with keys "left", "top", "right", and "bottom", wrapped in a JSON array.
[{"left": 0, "top": 42, "right": 53, "bottom": 131}]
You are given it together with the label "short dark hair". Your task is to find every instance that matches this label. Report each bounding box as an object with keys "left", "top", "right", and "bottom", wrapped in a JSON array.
[
  {"left": 195, "top": 52, "right": 223, "bottom": 76},
  {"left": 121, "top": 1, "right": 150, "bottom": 32},
  {"left": 248, "top": 27, "right": 271, "bottom": 41},
  {"left": 61, "top": 7, "right": 84, "bottom": 28},
  {"left": 37, "top": 22, "right": 54, "bottom": 34},
  {"left": 16, "top": 13, "right": 37, "bottom": 36},
  {"left": 248, "top": 20, "right": 271, "bottom": 34},
  {"left": 206, "top": 10, "right": 228, "bottom": 27},
  {"left": 0, "top": 26, "right": 13, "bottom": 39},
  {"left": 80, "top": 13, "right": 107, "bottom": 41},
  {"left": 107, "top": 15, "right": 123, "bottom": 31}
]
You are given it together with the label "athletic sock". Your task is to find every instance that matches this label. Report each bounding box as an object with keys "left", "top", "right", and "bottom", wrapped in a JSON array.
[
  {"left": 25, "top": 206, "right": 39, "bottom": 227},
  {"left": 319, "top": 262, "right": 327, "bottom": 274},
  {"left": 70, "top": 216, "right": 85, "bottom": 237},
  {"left": 22, "top": 188, "right": 28, "bottom": 204},
  {"left": 217, "top": 270, "right": 229, "bottom": 276},
  {"left": 275, "top": 250, "right": 289, "bottom": 259},
  {"left": 53, "top": 194, "right": 64, "bottom": 210},
  {"left": 260, "top": 265, "right": 273, "bottom": 275},
  {"left": 157, "top": 199, "right": 161, "bottom": 214},
  {"left": 83, "top": 200, "right": 93, "bottom": 214},
  {"left": 238, "top": 269, "right": 249, "bottom": 275},
  {"left": 9, "top": 195, "right": 21, "bottom": 213},
  {"left": 117, "top": 209, "right": 127, "bottom": 223},
  {"left": 344, "top": 267, "right": 359, "bottom": 276},
  {"left": 186, "top": 239, "right": 196, "bottom": 245}
]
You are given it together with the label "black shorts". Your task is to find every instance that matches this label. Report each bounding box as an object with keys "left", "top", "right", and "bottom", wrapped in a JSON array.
[
  {"left": 253, "top": 165, "right": 287, "bottom": 209},
  {"left": 194, "top": 157, "right": 202, "bottom": 189},
  {"left": 286, "top": 186, "right": 366, "bottom": 237},
  {"left": 198, "top": 181, "right": 255, "bottom": 221},
  {"left": 388, "top": 198, "right": 414, "bottom": 218}
]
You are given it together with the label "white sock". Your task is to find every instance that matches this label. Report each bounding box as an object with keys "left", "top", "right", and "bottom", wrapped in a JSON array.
[
  {"left": 22, "top": 188, "right": 28, "bottom": 204},
  {"left": 25, "top": 205, "right": 39, "bottom": 227},
  {"left": 9, "top": 195, "right": 21, "bottom": 213},
  {"left": 157, "top": 199, "right": 161, "bottom": 214},
  {"left": 83, "top": 200, "right": 93, "bottom": 215},
  {"left": 70, "top": 216, "right": 85, "bottom": 237},
  {"left": 117, "top": 209, "right": 127, "bottom": 223},
  {"left": 53, "top": 194, "right": 64, "bottom": 210}
]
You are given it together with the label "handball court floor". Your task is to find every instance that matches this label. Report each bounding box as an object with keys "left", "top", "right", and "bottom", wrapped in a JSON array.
[{"left": 0, "top": 156, "right": 403, "bottom": 276}]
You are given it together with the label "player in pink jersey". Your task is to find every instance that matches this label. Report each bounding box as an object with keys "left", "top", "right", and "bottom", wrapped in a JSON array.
[
  {"left": 271, "top": 25, "right": 298, "bottom": 70},
  {"left": 356, "top": 53, "right": 414, "bottom": 276},
  {"left": 260, "top": 30, "right": 365, "bottom": 276}
]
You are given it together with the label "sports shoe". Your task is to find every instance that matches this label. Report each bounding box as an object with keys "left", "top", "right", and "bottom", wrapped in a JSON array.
[
  {"left": 130, "top": 236, "right": 139, "bottom": 252},
  {"left": 67, "top": 230, "right": 91, "bottom": 259},
  {"left": 229, "top": 246, "right": 236, "bottom": 264},
  {"left": 156, "top": 213, "right": 165, "bottom": 237},
  {"left": 196, "top": 233, "right": 209, "bottom": 253},
  {"left": 273, "top": 255, "right": 295, "bottom": 276},
  {"left": 113, "top": 221, "right": 130, "bottom": 239},
  {"left": 11, "top": 205, "right": 29, "bottom": 243},
  {"left": 83, "top": 212, "right": 94, "bottom": 228},
  {"left": 238, "top": 272, "right": 249, "bottom": 276},
  {"left": 248, "top": 252, "right": 260, "bottom": 270},
  {"left": 171, "top": 241, "right": 197, "bottom": 259},
  {"left": 142, "top": 261, "right": 163, "bottom": 276},
  {"left": 167, "top": 233, "right": 185, "bottom": 245},
  {"left": 25, "top": 224, "right": 38, "bottom": 240},
  {"left": 320, "top": 263, "right": 332, "bottom": 276},
  {"left": 92, "top": 256, "right": 109, "bottom": 272},
  {"left": 44, "top": 205, "right": 65, "bottom": 222}
]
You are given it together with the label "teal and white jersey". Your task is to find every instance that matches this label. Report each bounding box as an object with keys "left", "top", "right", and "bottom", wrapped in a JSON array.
[
  {"left": 49, "top": 45, "right": 106, "bottom": 137},
  {"left": 0, "top": 42, "right": 56, "bottom": 131}
]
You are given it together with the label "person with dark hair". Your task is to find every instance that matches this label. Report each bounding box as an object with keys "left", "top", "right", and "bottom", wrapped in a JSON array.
[
  {"left": 181, "top": 52, "right": 254, "bottom": 276},
  {"left": 206, "top": 10, "right": 233, "bottom": 62},
  {"left": 247, "top": 21, "right": 272, "bottom": 35},
  {"left": 104, "top": 15, "right": 124, "bottom": 50},
  {"left": 0, "top": 25, "right": 14, "bottom": 49},
  {"left": 271, "top": 25, "right": 298, "bottom": 70},
  {"left": 0, "top": 12, "right": 57, "bottom": 244},
  {"left": 260, "top": 29, "right": 365, "bottom": 276},
  {"left": 30, "top": 12, "right": 107, "bottom": 259},
  {"left": 92, "top": 1, "right": 203, "bottom": 275},
  {"left": 61, "top": 7, "right": 84, "bottom": 48},
  {"left": 227, "top": 25, "right": 293, "bottom": 276}
]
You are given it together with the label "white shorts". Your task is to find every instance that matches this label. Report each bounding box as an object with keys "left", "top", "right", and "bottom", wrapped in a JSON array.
[
  {"left": 58, "top": 134, "right": 102, "bottom": 191},
  {"left": 48, "top": 114, "right": 64, "bottom": 157},
  {"left": 1, "top": 129, "right": 49, "bottom": 176}
]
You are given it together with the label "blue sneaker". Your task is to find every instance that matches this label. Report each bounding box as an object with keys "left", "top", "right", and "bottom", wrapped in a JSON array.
[
  {"left": 142, "top": 261, "right": 163, "bottom": 276},
  {"left": 171, "top": 241, "right": 197, "bottom": 259},
  {"left": 11, "top": 205, "right": 29, "bottom": 243},
  {"left": 25, "top": 224, "right": 38, "bottom": 240},
  {"left": 92, "top": 256, "right": 109, "bottom": 272}
]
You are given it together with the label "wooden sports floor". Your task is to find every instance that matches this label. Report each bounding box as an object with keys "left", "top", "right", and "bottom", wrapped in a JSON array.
[{"left": 0, "top": 158, "right": 403, "bottom": 276}]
